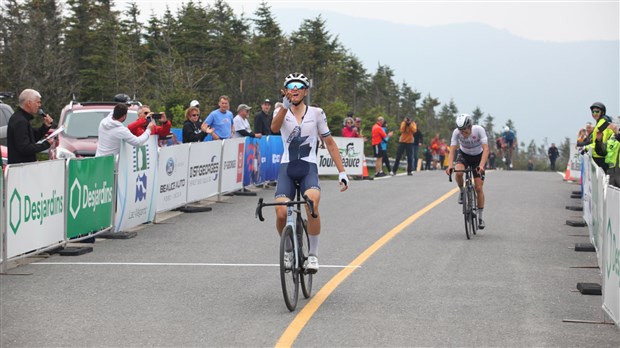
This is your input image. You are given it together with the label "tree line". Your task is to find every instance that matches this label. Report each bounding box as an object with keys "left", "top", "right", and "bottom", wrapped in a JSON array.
[{"left": 0, "top": 0, "right": 569, "bottom": 170}]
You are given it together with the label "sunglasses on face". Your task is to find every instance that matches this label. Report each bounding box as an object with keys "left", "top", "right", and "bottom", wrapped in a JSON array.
[
  {"left": 190, "top": 114, "right": 199, "bottom": 117},
  {"left": 592, "top": 110, "right": 601, "bottom": 114},
  {"left": 285, "top": 82, "right": 307, "bottom": 90}
]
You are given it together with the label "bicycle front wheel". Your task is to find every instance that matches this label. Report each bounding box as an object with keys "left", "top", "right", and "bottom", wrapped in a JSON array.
[
  {"left": 298, "top": 218, "right": 313, "bottom": 299},
  {"left": 468, "top": 187, "right": 478, "bottom": 235},
  {"left": 280, "top": 225, "right": 299, "bottom": 311},
  {"left": 463, "top": 189, "right": 472, "bottom": 240}
]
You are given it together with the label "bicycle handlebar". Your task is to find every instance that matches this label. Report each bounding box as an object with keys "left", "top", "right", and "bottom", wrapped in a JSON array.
[
  {"left": 255, "top": 195, "right": 318, "bottom": 222},
  {"left": 448, "top": 167, "right": 477, "bottom": 182}
]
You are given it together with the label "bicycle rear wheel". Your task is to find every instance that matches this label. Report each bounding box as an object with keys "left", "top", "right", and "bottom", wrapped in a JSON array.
[
  {"left": 280, "top": 225, "right": 299, "bottom": 311},
  {"left": 298, "top": 218, "right": 313, "bottom": 299}
]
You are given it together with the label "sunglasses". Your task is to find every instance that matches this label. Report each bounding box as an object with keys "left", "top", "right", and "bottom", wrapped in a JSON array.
[
  {"left": 592, "top": 110, "right": 601, "bottom": 114},
  {"left": 285, "top": 82, "right": 307, "bottom": 90},
  {"left": 190, "top": 114, "right": 199, "bottom": 117}
]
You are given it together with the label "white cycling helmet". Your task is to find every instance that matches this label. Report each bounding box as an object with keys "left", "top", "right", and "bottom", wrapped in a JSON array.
[
  {"left": 504, "top": 126, "right": 510, "bottom": 132},
  {"left": 283, "top": 72, "right": 310, "bottom": 88},
  {"left": 456, "top": 113, "right": 472, "bottom": 130}
]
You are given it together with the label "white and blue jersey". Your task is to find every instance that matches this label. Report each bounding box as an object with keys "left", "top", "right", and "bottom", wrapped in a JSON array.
[{"left": 279, "top": 106, "right": 331, "bottom": 164}]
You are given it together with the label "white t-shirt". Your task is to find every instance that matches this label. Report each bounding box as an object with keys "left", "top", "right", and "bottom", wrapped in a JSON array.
[
  {"left": 279, "top": 106, "right": 331, "bottom": 164},
  {"left": 450, "top": 125, "right": 488, "bottom": 156},
  {"left": 233, "top": 114, "right": 251, "bottom": 138}
]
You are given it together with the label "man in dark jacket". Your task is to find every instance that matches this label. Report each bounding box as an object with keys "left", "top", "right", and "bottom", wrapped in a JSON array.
[
  {"left": 254, "top": 99, "right": 279, "bottom": 136},
  {"left": 7, "top": 89, "right": 54, "bottom": 164},
  {"left": 548, "top": 143, "right": 560, "bottom": 171}
]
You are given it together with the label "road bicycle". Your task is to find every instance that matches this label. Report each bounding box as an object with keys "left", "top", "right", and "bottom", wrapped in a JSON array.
[
  {"left": 449, "top": 167, "right": 478, "bottom": 239},
  {"left": 256, "top": 184, "right": 317, "bottom": 311}
]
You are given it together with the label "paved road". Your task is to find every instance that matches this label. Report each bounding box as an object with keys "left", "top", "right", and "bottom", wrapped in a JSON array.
[{"left": 1, "top": 170, "right": 618, "bottom": 347}]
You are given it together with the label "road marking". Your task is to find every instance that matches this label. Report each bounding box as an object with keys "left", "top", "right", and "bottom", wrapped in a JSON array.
[
  {"left": 33, "top": 262, "right": 359, "bottom": 268},
  {"left": 275, "top": 187, "right": 459, "bottom": 348}
]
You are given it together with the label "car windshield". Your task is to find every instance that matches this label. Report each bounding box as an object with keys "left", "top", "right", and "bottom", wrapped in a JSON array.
[{"left": 63, "top": 109, "right": 138, "bottom": 138}]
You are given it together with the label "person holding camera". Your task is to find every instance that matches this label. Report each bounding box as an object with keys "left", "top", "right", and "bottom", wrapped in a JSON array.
[
  {"left": 96, "top": 103, "right": 155, "bottom": 157},
  {"left": 7, "top": 89, "right": 54, "bottom": 164},
  {"left": 128, "top": 105, "right": 172, "bottom": 140},
  {"left": 391, "top": 116, "right": 417, "bottom": 175}
]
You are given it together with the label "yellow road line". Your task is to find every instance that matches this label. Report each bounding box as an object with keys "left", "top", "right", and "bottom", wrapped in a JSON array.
[{"left": 275, "top": 187, "right": 459, "bottom": 347}]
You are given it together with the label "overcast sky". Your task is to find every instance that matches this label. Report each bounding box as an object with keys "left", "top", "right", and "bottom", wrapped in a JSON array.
[{"left": 117, "top": 0, "right": 619, "bottom": 42}]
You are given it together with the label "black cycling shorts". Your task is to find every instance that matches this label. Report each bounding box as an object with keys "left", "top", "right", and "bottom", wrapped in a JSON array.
[{"left": 455, "top": 150, "right": 485, "bottom": 180}]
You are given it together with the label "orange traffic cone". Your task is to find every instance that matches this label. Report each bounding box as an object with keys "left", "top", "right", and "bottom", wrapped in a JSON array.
[
  {"left": 362, "top": 155, "right": 369, "bottom": 178},
  {"left": 564, "top": 162, "right": 574, "bottom": 181}
]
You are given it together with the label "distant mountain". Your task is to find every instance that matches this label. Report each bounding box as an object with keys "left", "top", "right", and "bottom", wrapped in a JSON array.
[{"left": 273, "top": 9, "right": 620, "bottom": 146}]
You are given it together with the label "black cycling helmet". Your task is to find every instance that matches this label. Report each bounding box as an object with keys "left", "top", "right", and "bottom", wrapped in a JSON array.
[
  {"left": 283, "top": 72, "right": 310, "bottom": 88},
  {"left": 114, "top": 93, "right": 131, "bottom": 104},
  {"left": 589, "top": 102, "right": 606, "bottom": 115},
  {"left": 456, "top": 113, "right": 473, "bottom": 130}
]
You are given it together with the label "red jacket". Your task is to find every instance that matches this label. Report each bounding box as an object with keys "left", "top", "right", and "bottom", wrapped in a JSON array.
[{"left": 128, "top": 117, "right": 171, "bottom": 138}]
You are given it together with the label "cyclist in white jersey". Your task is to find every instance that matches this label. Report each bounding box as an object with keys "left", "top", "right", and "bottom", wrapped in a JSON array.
[
  {"left": 445, "top": 114, "right": 489, "bottom": 229},
  {"left": 271, "top": 72, "right": 349, "bottom": 273}
]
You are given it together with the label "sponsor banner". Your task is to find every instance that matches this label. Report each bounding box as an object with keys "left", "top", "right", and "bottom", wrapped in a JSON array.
[
  {"left": 156, "top": 144, "right": 190, "bottom": 213},
  {"left": 243, "top": 137, "right": 269, "bottom": 186},
  {"left": 593, "top": 165, "right": 606, "bottom": 267},
  {"left": 220, "top": 138, "right": 245, "bottom": 193},
  {"left": 115, "top": 137, "right": 158, "bottom": 232},
  {"left": 568, "top": 144, "right": 582, "bottom": 180},
  {"left": 267, "top": 136, "right": 283, "bottom": 181},
  {"left": 66, "top": 156, "right": 114, "bottom": 238},
  {"left": 602, "top": 186, "right": 620, "bottom": 326},
  {"left": 317, "top": 136, "right": 363, "bottom": 175},
  {"left": 6, "top": 161, "right": 65, "bottom": 258},
  {"left": 186, "top": 141, "right": 222, "bottom": 202}
]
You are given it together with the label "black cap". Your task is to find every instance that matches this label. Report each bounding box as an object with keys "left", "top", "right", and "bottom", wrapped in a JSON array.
[{"left": 263, "top": 99, "right": 271, "bottom": 104}]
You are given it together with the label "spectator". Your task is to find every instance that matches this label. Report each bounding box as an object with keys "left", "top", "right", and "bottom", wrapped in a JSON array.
[
  {"left": 439, "top": 138, "right": 448, "bottom": 169},
  {"left": 354, "top": 117, "right": 368, "bottom": 141},
  {"left": 424, "top": 145, "right": 433, "bottom": 170},
  {"left": 128, "top": 105, "right": 171, "bottom": 139},
  {"left": 371, "top": 116, "right": 390, "bottom": 177},
  {"left": 585, "top": 102, "right": 614, "bottom": 172},
  {"left": 594, "top": 122, "right": 620, "bottom": 187},
  {"left": 431, "top": 133, "right": 440, "bottom": 169},
  {"left": 233, "top": 104, "right": 261, "bottom": 138},
  {"left": 182, "top": 106, "right": 212, "bottom": 143},
  {"left": 391, "top": 117, "right": 417, "bottom": 175},
  {"left": 488, "top": 151, "right": 496, "bottom": 169},
  {"left": 7, "top": 89, "right": 54, "bottom": 164},
  {"left": 412, "top": 125, "right": 423, "bottom": 172},
  {"left": 527, "top": 159, "right": 534, "bottom": 171},
  {"left": 96, "top": 103, "right": 154, "bottom": 157},
  {"left": 205, "top": 95, "right": 234, "bottom": 140},
  {"left": 380, "top": 120, "right": 393, "bottom": 175},
  {"left": 254, "top": 99, "right": 276, "bottom": 136},
  {"left": 548, "top": 143, "right": 560, "bottom": 171},
  {"left": 342, "top": 117, "right": 358, "bottom": 137},
  {"left": 577, "top": 122, "right": 593, "bottom": 150}
]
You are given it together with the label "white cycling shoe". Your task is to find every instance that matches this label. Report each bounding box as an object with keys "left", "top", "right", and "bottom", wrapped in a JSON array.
[{"left": 305, "top": 255, "right": 319, "bottom": 274}]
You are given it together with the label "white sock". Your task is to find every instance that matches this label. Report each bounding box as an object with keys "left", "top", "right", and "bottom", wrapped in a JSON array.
[
  {"left": 478, "top": 208, "right": 484, "bottom": 219},
  {"left": 309, "top": 234, "right": 319, "bottom": 256}
]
